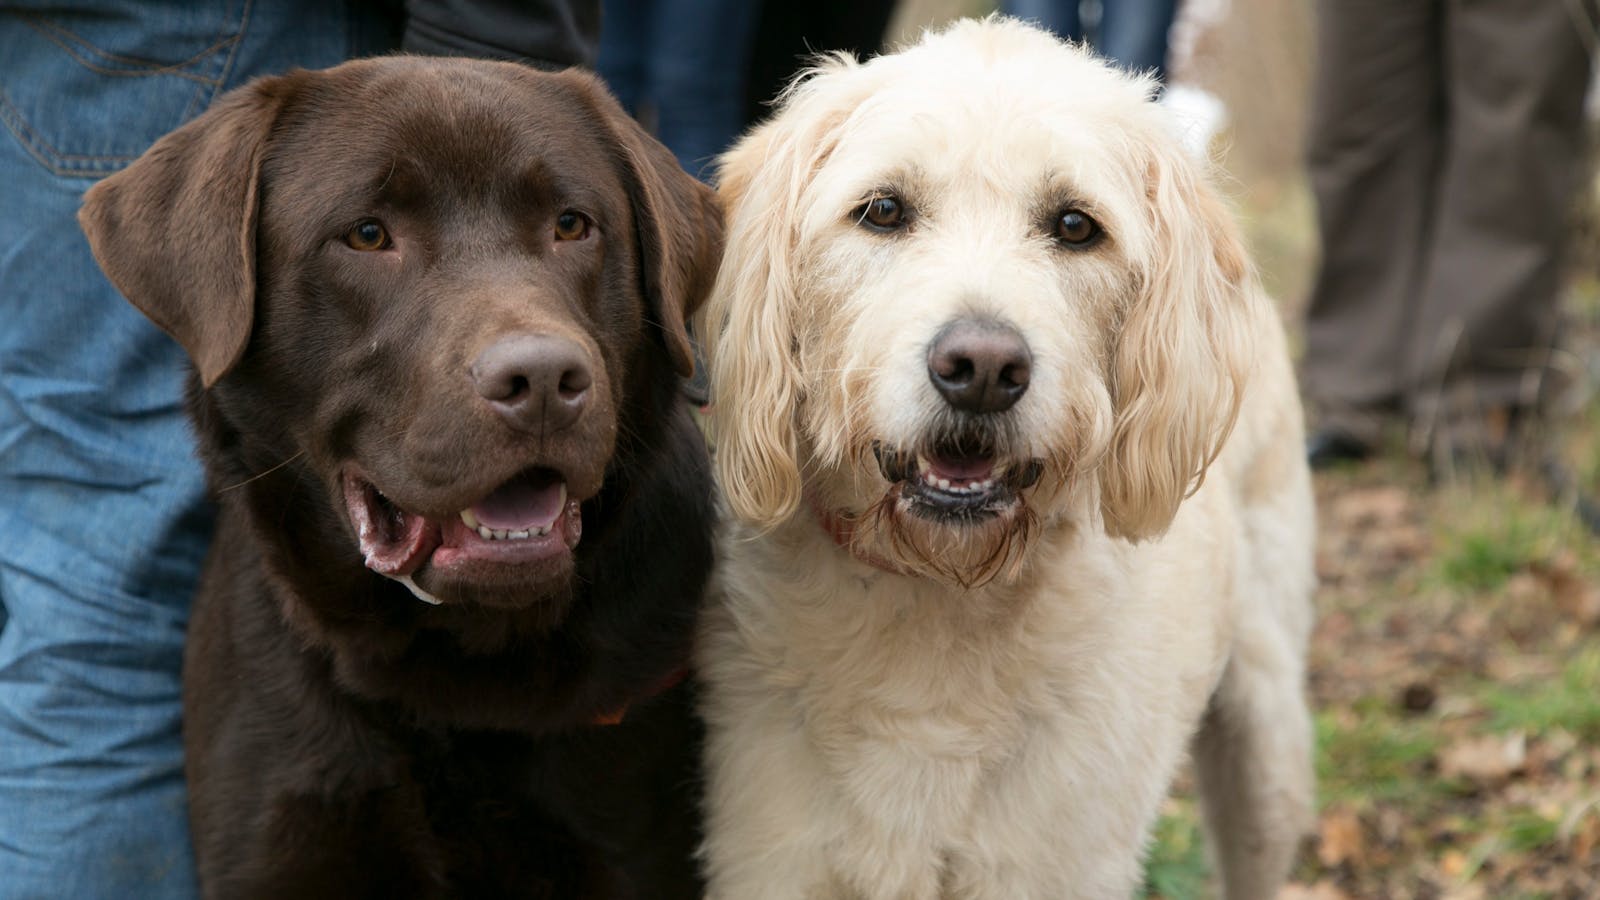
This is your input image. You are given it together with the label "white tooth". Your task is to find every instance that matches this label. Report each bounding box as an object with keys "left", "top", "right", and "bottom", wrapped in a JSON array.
[
  {"left": 509, "top": 529, "right": 530, "bottom": 539},
  {"left": 460, "top": 508, "right": 481, "bottom": 529},
  {"left": 936, "top": 477, "right": 951, "bottom": 490},
  {"left": 477, "top": 525, "right": 493, "bottom": 540},
  {"left": 557, "top": 482, "right": 568, "bottom": 508},
  {"left": 492, "top": 528, "right": 509, "bottom": 540},
  {"left": 536, "top": 525, "right": 551, "bottom": 537}
]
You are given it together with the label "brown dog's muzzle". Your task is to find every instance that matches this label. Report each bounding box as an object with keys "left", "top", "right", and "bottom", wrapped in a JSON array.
[{"left": 471, "top": 333, "right": 594, "bottom": 433}]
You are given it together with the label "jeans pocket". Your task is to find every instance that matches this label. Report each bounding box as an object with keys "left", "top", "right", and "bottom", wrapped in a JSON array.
[{"left": 0, "top": 1, "right": 250, "bottom": 178}]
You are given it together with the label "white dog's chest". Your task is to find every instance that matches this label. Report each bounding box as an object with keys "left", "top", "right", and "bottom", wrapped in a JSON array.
[{"left": 699, "top": 504, "right": 1242, "bottom": 899}]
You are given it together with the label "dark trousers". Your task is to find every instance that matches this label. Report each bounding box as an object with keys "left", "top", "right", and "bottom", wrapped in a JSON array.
[{"left": 1302, "top": 0, "right": 1594, "bottom": 445}]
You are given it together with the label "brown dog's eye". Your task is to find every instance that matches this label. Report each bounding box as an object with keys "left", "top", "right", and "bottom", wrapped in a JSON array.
[
  {"left": 555, "top": 211, "right": 592, "bottom": 241},
  {"left": 345, "top": 219, "right": 391, "bottom": 251},
  {"left": 855, "top": 196, "right": 906, "bottom": 232},
  {"left": 1055, "top": 210, "right": 1100, "bottom": 246}
]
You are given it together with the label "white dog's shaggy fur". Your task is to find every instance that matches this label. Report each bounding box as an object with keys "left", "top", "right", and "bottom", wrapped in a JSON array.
[{"left": 696, "top": 18, "right": 1315, "bottom": 900}]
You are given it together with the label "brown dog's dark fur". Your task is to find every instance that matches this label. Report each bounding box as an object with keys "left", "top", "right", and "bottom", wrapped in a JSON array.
[{"left": 79, "top": 57, "right": 720, "bottom": 898}]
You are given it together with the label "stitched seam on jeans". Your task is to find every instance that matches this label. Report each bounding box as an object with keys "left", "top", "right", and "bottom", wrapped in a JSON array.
[
  {"left": 2, "top": 6, "right": 252, "bottom": 176},
  {"left": 20, "top": 12, "right": 239, "bottom": 83},
  {"left": 180, "top": 0, "right": 252, "bottom": 123},
  {"left": 20, "top": 15, "right": 233, "bottom": 86},
  {"left": 0, "top": 89, "right": 135, "bottom": 175},
  {"left": 207, "top": 0, "right": 253, "bottom": 105}
]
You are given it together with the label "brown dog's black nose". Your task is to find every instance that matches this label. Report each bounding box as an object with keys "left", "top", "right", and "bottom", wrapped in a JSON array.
[
  {"left": 927, "top": 319, "right": 1031, "bottom": 414},
  {"left": 471, "top": 334, "right": 592, "bottom": 432}
]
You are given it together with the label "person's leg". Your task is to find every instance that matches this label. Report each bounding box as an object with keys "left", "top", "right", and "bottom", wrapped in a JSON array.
[
  {"left": 1003, "top": 0, "right": 1084, "bottom": 42},
  {"left": 1300, "top": 0, "right": 1442, "bottom": 454},
  {"left": 1403, "top": 0, "right": 1594, "bottom": 456},
  {"left": 645, "top": 0, "right": 761, "bottom": 177},
  {"left": 1096, "top": 0, "right": 1179, "bottom": 80},
  {"left": 597, "top": 0, "right": 651, "bottom": 114},
  {"left": 0, "top": 4, "right": 393, "bottom": 896}
]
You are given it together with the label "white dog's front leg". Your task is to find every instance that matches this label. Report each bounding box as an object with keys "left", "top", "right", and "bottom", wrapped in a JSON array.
[
  {"left": 948, "top": 726, "right": 1178, "bottom": 899},
  {"left": 700, "top": 694, "right": 840, "bottom": 899},
  {"left": 701, "top": 705, "right": 952, "bottom": 900}
]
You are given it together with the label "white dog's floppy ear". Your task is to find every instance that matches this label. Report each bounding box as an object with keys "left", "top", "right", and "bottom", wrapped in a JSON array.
[
  {"left": 703, "top": 63, "right": 855, "bottom": 529},
  {"left": 1100, "top": 141, "right": 1258, "bottom": 541}
]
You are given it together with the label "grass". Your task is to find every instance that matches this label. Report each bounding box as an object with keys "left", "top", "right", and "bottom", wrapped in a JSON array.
[
  {"left": 1481, "top": 646, "right": 1600, "bottom": 743},
  {"left": 1142, "top": 801, "right": 1210, "bottom": 900},
  {"left": 1315, "top": 704, "right": 1445, "bottom": 808}
]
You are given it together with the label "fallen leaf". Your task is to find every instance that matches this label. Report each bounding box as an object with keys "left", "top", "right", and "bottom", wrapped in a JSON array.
[
  {"left": 1330, "top": 485, "right": 1411, "bottom": 527},
  {"left": 1440, "top": 732, "right": 1528, "bottom": 783},
  {"left": 1277, "top": 882, "right": 1352, "bottom": 900},
  {"left": 1317, "top": 808, "right": 1365, "bottom": 867},
  {"left": 1438, "top": 848, "right": 1469, "bottom": 879},
  {"left": 1441, "top": 883, "right": 1486, "bottom": 900},
  {"left": 1531, "top": 556, "right": 1600, "bottom": 627}
]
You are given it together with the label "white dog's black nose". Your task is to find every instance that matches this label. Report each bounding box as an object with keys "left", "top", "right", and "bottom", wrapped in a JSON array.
[
  {"left": 471, "top": 334, "right": 593, "bottom": 432},
  {"left": 927, "top": 319, "right": 1032, "bottom": 414}
]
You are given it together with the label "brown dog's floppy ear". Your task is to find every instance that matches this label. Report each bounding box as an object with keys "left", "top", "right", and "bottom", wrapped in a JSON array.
[
  {"left": 1100, "top": 139, "right": 1260, "bottom": 541},
  {"left": 78, "top": 76, "right": 291, "bottom": 388},
  {"left": 579, "top": 74, "right": 723, "bottom": 378}
]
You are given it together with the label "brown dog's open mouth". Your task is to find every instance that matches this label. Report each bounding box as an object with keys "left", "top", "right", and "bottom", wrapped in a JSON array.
[
  {"left": 872, "top": 440, "right": 1043, "bottom": 520},
  {"left": 344, "top": 469, "right": 582, "bottom": 582}
]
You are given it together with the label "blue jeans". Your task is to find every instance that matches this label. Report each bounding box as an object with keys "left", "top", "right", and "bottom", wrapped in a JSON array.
[
  {"left": 598, "top": 0, "right": 759, "bottom": 179},
  {"left": 1005, "top": 0, "right": 1179, "bottom": 81},
  {"left": 0, "top": 4, "right": 394, "bottom": 897}
]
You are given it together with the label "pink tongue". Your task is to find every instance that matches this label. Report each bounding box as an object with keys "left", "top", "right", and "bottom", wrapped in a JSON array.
[
  {"left": 927, "top": 455, "right": 995, "bottom": 481},
  {"left": 471, "top": 471, "right": 566, "bottom": 531}
]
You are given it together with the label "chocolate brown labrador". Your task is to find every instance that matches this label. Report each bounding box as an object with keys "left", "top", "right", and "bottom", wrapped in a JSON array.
[{"left": 79, "top": 56, "right": 720, "bottom": 899}]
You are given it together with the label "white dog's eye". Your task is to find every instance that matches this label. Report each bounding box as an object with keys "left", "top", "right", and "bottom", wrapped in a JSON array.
[
  {"left": 854, "top": 195, "right": 907, "bottom": 232},
  {"left": 1055, "top": 210, "right": 1101, "bottom": 247}
]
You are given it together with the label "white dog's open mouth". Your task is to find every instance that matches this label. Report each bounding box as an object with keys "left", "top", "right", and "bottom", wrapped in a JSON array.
[{"left": 872, "top": 440, "right": 1042, "bottom": 520}]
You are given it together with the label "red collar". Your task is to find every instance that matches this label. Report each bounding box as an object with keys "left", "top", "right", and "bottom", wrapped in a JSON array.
[
  {"left": 807, "top": 491, "right": 903, "bottom": 575},
  {"left": 590, "top": 666, "right": 688, "bottom": 727}
]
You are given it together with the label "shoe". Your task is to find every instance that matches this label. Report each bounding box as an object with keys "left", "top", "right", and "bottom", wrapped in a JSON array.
[{"left": 1306, "top": 428, "right": 1372, "bottom": 469}]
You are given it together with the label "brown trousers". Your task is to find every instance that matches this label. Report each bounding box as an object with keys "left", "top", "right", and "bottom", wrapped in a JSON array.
[{"left": 1302, "top": 0, "right": 1595, "bottom": 445}]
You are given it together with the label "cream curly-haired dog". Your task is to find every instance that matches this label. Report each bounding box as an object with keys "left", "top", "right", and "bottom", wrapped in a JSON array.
[{"left": 695, "top": 17, "right": 1315, "bottom": 900}]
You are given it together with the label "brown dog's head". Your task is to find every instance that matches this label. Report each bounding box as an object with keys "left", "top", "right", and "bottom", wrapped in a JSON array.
[{"left": 80, "top": 57, "right": 719, "bottom": 617}]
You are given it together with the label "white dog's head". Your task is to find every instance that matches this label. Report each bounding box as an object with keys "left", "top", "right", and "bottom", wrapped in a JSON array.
[{"left": 703, "top": 18, "right": 1261, "bottom": 587}]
